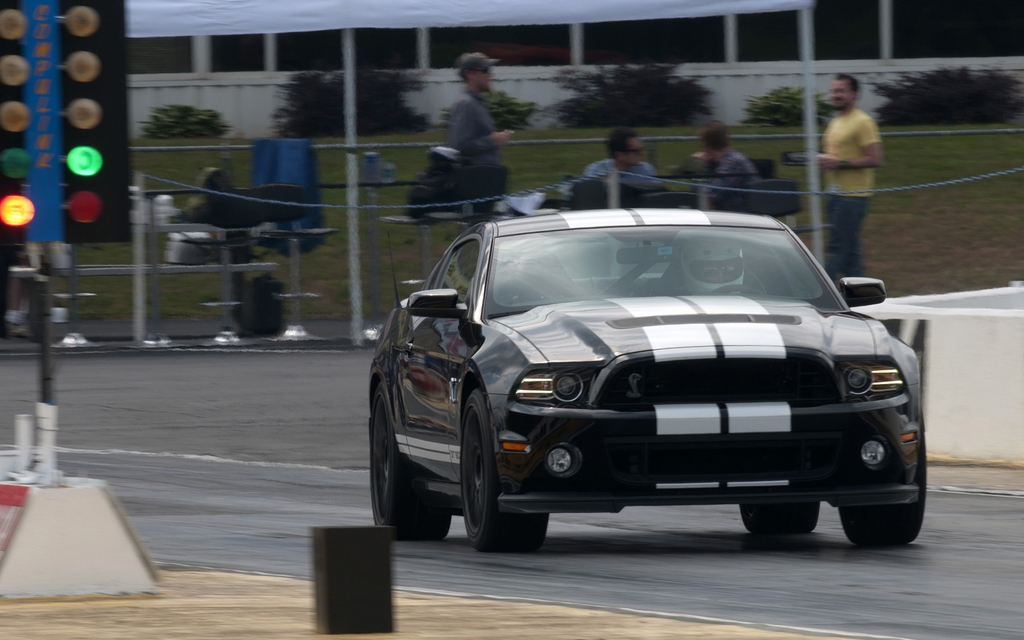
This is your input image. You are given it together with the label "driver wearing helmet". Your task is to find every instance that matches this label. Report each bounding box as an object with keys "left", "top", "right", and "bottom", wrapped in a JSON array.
[{"left": 681, "top": 236, "right": 759, "bottom": 295}]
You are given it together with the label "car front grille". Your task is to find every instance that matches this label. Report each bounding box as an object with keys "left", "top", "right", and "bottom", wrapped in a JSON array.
[
  {"left": 600, "top": 357, "right": 837, "bottom": 407},
  {"left": 606, "top": 433, "right": 842, "bottom": 484}
]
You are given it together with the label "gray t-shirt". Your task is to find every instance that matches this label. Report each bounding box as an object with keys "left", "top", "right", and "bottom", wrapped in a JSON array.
[{"left": 446, "top": 89, "right": 500, "bottom": 166}]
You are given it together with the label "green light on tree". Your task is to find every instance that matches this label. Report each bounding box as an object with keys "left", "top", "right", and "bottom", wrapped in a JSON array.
[{"left": 67, "top": 146, "right": 103, "bottom": 177}]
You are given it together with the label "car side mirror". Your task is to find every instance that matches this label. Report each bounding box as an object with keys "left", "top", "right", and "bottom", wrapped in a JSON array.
[
  {"left": 839, "top": 277, "right": 886, "bottom": 307},
  {"left": 407, "top": 288, "right": 468, "bottom": 319}
]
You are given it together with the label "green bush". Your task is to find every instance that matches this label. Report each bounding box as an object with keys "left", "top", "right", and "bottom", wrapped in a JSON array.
[
  {"left": 437, "top": 90, "right": 536, "bottom": 131},
  {"left": 553, "top": 64, "right": 711, "bottom": 127},
  {"left": 140, "top": 105, "right": 230, "bottom": 139},
  {"left": 273, "top": 69, "right": 428, "bottom": 137},
  {"left": 875, "top": 67, "right": 1024, "bottom": 125},
  {"left": 743, "top": 87, "right": 831, "bottom": 127}
]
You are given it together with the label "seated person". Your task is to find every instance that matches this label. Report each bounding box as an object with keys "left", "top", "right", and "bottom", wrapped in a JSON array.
[
  {"left": 584, "top": 127, "right": 659, "bottom": 185},
  {"left": 680, "top": 235, "right": 764, "bottom": 295},
  {"left": 692, "top": 121, "right": 758, "bottom": 212}
]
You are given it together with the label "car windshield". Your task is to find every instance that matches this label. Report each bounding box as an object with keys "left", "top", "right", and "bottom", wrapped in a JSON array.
[{"left": 486, "top": 226, "right": 839, "bottom": 317}]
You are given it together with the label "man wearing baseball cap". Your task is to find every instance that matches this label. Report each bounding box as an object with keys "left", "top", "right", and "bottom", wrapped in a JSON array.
[{"left": 445, "top": 52, "right": 511, "bottom": 166}]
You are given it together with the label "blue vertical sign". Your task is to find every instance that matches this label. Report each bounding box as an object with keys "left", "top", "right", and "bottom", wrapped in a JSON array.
[{"left": 25, "top": 0, "right": 64, "bottom": 242}]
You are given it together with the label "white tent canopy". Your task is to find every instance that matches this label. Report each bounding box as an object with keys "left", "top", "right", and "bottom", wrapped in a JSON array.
[
  {"left": 127, "top": 0, "right": 814, "bottom": 37},
  {"left": 126, "top": 0, "right": 822, "bottom": 343}
]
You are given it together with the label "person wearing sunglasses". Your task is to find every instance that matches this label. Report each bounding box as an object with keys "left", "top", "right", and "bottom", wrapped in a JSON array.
[
  {"left": 583, "top": 126, "right": 658, "bottom": 185},
  {"left": 446, "top": 52, "right": 511, "bottom": 166}
]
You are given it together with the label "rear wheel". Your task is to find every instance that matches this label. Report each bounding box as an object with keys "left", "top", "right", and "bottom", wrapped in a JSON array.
[
  {"left": 740, "top": 502, "right": 820, "bottom": 534},
  {"left": 370, "top": 386, "right": 451, "bottom": 541},
  {"left": 461, "top": 389, "right": 548, "bottom": 552},
  {"left": 840, "top": 436, "right": 927, "bottom": 546}
]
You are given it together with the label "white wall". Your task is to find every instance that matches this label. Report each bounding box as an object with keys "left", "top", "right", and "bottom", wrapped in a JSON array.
[
  {"left": 865, "top": 287, "right": 1024, "bottom": 462},
  {"left": 128, "top": 57, "right": 1024, "bottom": 139}
]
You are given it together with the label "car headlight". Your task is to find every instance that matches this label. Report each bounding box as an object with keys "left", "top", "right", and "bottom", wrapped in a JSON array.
[
  {"left": 837, "top": 361, "right": 904, "bottom": 399},
  {"left": 515, "top": 370, "right": 592, "bottom": 404}
]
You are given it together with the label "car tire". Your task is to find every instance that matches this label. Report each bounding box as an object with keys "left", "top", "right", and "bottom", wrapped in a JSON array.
[
  {"left": 839, "top": 434, "right": 927, "bottom": 546},
  {"left": 461, "top": 389, "right": 548, "bottom": 552},
  {"left": 740, "top": 502, "right": 820, "bottom": 534},
  {"left": 370, "top": 386, "right": 452, "bottom": 541}
]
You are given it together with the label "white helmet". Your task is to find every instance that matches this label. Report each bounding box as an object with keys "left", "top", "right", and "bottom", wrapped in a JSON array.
[{"left": 682, "top": 236, "right": 744, "bottom": 294}]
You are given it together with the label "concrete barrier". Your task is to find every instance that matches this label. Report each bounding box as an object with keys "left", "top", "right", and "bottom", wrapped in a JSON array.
[{"left": 864, "top": 287, "right": 1024, "bottom": 462}]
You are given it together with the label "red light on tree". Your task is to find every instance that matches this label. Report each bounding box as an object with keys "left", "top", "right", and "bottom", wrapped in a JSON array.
[
  {"left": 66, "top": 190, "right": 101, "bottom": 222},
  {"left": 0, "top": 193, "right": 32, "bottom": 225}
]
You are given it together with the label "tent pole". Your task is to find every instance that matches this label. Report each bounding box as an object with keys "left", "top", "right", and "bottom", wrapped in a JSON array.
[
  {"left": 798, "top": 8, "right": 824, "bottom": 263},
  {"left": 344, "top": 28, "right": 363, "bottom": 345}
]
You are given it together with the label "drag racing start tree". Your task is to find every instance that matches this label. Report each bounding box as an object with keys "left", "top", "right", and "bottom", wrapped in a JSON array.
[
  {"left": 0, "top": 0, "right": 129, "bottom": 245},
  {"left": 0, "top": 3, "right": 31, "bottom": 244}
]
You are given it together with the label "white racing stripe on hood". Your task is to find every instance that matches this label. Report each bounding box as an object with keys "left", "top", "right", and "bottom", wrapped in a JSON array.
[
  {"left": 636, "top": 210, "right": 711, "bottom": 226},
  {"left": 655, "top": 404, "right": 721, "bottom": 435},
  {"left": 726, "top": 402, "right": 792, "bottom": 433},
  {"left": 559, "top": 210, "right": 636, "bottom": 228},
  {"left": 688, "top": 296, "right": 786, "bottom": 359},
  {"left": 610, "top": 297, "right": 717, "bottom": 361}
]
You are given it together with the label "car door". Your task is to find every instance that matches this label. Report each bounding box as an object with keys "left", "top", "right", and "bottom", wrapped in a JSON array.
[{"left": 398, "top": 238, "right": 481, "bottom": 481}]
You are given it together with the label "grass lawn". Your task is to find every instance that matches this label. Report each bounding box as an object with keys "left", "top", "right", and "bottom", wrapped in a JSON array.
[{"left": 68, "top": 124, "right": 1024, "bottom": 320}]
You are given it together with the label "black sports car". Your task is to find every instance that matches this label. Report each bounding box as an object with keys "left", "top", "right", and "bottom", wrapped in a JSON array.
[{"left": 369, "top": 209, "right": 924, "bottom": 552}]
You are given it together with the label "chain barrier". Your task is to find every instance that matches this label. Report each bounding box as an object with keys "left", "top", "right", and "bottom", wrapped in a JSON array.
[
  {"left": 141, "top": 162, "right": 1024, "bottom": 212},
  {"left": 140, "top": 174, "right": 589, "bottom": 210},
  {"left": 621, "top": 164, "right": 1024, "bottom": 196}
]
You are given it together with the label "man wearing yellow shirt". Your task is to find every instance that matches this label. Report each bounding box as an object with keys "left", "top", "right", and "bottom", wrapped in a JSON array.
[{"left": 818, "top": 74, "right": 883, "bottom": 281}]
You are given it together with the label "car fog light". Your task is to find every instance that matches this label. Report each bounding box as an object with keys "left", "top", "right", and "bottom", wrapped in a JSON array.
[
  {"left": 861, "top": 439, "right": 888, "bottom": 470},
  {"left": 545, "top": 444, "right": 582, "bottom": 478}
]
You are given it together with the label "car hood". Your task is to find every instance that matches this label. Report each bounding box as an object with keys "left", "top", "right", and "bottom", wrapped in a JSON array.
[{"left": 490, "top": 296, "right": 877, "bottom": 364}]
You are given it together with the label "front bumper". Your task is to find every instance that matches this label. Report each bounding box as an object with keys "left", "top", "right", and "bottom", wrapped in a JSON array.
[
  {"left": 499, "top": 482, "right": 920, "bottom": 514},
  {"left": 492, "top": 391, "right": 921, "bottom": 507}
]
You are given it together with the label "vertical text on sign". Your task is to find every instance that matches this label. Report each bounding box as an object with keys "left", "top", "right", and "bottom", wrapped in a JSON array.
[{"left": 25, "top": 0, "right": 64, "bottom": 242}]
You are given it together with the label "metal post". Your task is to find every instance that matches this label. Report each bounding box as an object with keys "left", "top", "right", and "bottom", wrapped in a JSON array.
[
  {"left": 210, "top": 234, "right": 243, "bottom": 345},
  {"left": 724, "top": 15, "right": 739, "bottom": 64},
  {"left": 570, "top": 24, "right": 584, "bottom": 66},
  {"left": 37, "top": 245, "right": 53, "bottom": 404},
  {"left": 68, "top": 244, "right": 79, "bottom": 327},
  {"left": 344, "top": 28, "right": 363, "bottom": 346},
  {"left": 55, "top": 244, "right": 95, "bottom": 347},
  {"left": 416, "top": 28, "right": 430, "bottom": 70},
  {"left": 367, "top": 187, "right": 380, "bottom": 321},
  {"left": 132, "top": 174, "right": 146, "bottom": 343},
  {"left": 221, "top": 143, "right": 233, "bottom": 180},
  {"left": 144, "top": 193, "right": 170, "bottom": 346},
  {"left": 289, "top": 236, "right": 301, "bottom": 328},
  {"left": 608, "top": 167, "right": 620, "bottom": 209},
  {"left": 420, "top": 225, "right": 431, "bottom": 280},
  {"left": 879, "top": 0, "right": 893, "bottom": 61},
  {"left": 799, "top": 8, "right": 824, "bottom": 263}
]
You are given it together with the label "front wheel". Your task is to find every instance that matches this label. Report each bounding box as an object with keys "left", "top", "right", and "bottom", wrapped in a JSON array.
[
  {"left": 840, "top": 436, "right": 927, "bottom": 546},
  {"left": 740, "top": 502, "right": 820, "bottom": 534},
  {"left": 461, "top": 389, "right": 548, "bottom": 552},
  {"left": 370, "top": 386, "right": 451, "bottom": 541}
]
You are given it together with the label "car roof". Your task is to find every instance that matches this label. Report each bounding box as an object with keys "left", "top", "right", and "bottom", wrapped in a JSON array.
[{"left": 493, "top": 209, "right": 787, "bottom": 237}]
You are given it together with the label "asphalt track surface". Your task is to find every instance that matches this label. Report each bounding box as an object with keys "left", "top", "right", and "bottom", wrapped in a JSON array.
[{"left": 2, "top": 348, "right": 1023, "bottom": 640}]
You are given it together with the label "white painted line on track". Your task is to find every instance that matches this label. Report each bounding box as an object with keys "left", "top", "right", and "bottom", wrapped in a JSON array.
[
  {"left": 55, "top": 447, "right": 368, "bottom": 473},
  {"left": 398, "top": 586, "right": 922, "bottom": 640},
  {"left": 928, "top": 485, "right": 1024, "bottom": 499},
  {"left": 152, "top": 563, "right": 922, "bottom": 640}
]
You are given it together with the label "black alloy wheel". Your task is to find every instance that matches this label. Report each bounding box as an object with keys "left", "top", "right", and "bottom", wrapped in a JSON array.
[
  {"left": 461, "top": 389, "right": 548, "bottom": 552},
  {"left": 839, "top": 431, "right": 927, "bottom": 546},
  {"left": 740, "top": 502, "right": 821, "bottom": 534},
  {"left": 370, "top": 386, "right": 451, "bottom": 541}
]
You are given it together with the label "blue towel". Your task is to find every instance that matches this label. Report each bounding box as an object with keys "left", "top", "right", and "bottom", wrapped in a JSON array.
[{"left": 251, "top": 138, "right": 324, "bottom": 254}]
